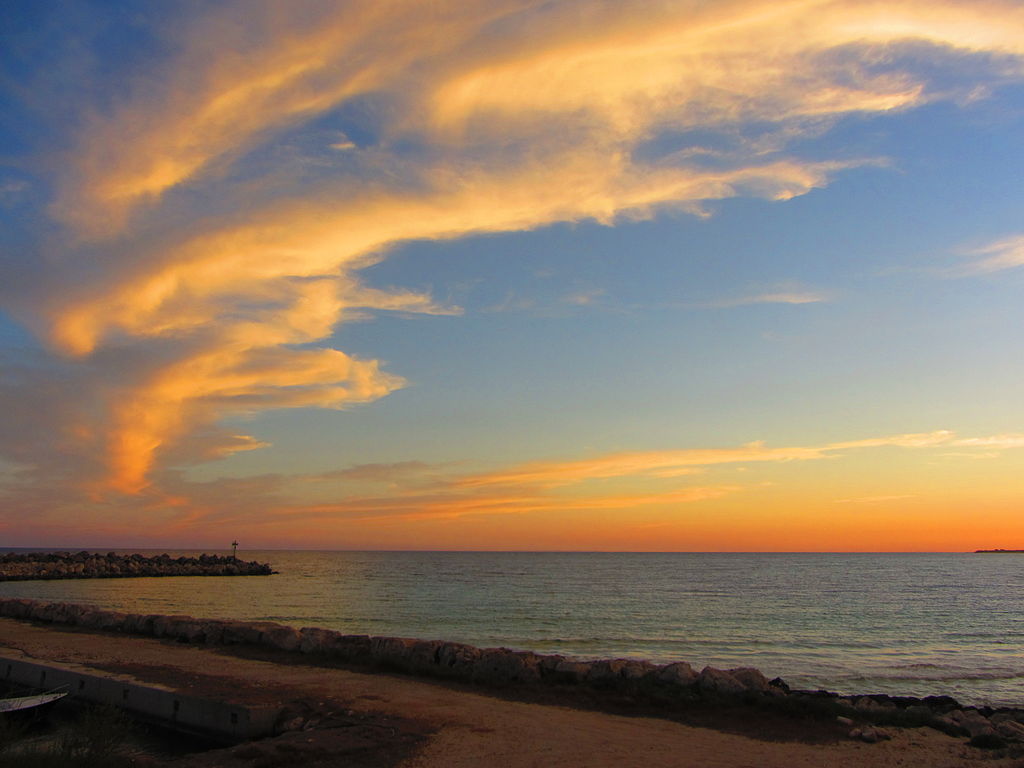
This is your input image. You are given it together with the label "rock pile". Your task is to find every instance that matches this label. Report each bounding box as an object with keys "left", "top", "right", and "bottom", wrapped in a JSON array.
[
  {"left": 0, "top": 596, "right": 1021, "bottom": 750},
  {"left": 0, "top": 552, "right": 274, "bottom": 580}
]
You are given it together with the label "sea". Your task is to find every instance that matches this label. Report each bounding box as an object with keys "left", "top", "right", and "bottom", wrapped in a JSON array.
[{"left": 0, "top": 551, "right": 1021, "bottom": 708}]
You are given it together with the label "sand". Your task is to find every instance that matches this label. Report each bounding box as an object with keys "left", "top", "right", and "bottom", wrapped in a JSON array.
[{"left": 0, "top": 617, "right": 1016, "bottom": 767}]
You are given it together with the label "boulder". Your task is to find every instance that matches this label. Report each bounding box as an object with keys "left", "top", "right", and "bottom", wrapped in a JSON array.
[
  {"left": 299, "top": 627, "right": 340, "bottom": 655},
  {"left": 152, "top": 614, "right": 195, "bottom": 638},
  {"left": 586, "top": 659, "right": 630, "bottom": 685},
  {"left": 537, "top": 655, "right": 566, "bottom": 679},
  {"left": 850, "top": 726, "right": 892, "bottom": 743},
  {"left": 655, "top": 662, "right": 698, "bottom": 688},
  {"left": 854, "top": 696, "right": 895, "bottom": 714},
  {"left": 404, "top": 640, "right": 445, "bottom": 674},
  {"left": 435, "top": 642, "right": 482, "bottom": 677},
  {"left": 995, "top": 719, "right": 1024, "bottom": 741},
  {"left": 951, "top": 709, "right": 995, "bottom": 738},
  {"left": 727, "top": 667, "right": 771, "bottom": 693},
  {"left": 552, "top": 660, "right": 592, "bottom": 684},
  {"left": 696, "top": 667, "right": 746, "bottom": 696},
  {"left": 620, "top": 660, "right": 658, "bottom": 681},
  {"left": 472, "top": 649, "right": 542, "bottom": 684},
  {"left": 370, "top": 636, "right": 417, "bottom": 666},
  {"left": 330, "top": 634, "right": 373, "bottom": 662},
  {"left": 262, "top": 625, "right": 302, "bottom": 652}
]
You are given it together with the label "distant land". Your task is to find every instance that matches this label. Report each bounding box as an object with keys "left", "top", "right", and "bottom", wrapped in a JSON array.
[{"left": 975, "top": 549, "right": 1024, "bottom": 553}]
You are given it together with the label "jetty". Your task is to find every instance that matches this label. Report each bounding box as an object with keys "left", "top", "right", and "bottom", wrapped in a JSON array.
[
  {"left": 0, "top": 551, "right": 274, "bottom": 581},
  {"left": 974, "top": 549, "right": 1024, "bottom": 554}
]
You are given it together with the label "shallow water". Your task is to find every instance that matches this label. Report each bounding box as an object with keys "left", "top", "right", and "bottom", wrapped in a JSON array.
[{"left": 1, "top": 551, "right": 1021, "bottom": 707}]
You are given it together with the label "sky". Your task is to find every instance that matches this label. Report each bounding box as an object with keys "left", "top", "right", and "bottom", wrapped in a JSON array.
[{"left": 2, "top": 0, "right": 1024, "bottom": 551}]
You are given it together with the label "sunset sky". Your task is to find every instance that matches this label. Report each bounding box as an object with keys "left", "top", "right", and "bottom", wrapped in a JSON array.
[{"left": 2, "top": 0, "right": 1024, "bottom": 550}]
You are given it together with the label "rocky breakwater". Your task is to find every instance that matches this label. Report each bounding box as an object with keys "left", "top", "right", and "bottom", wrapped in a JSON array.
[
  {"left": 2, "top": 599, "right": 1024, "bottom": 751},
  {"left": 0, "top": 551, "right": 274, "bottom": 580}
]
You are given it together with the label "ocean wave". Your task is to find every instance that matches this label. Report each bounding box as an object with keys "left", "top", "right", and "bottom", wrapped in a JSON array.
[{"left": 843, "top": 670, "right": 1024, "bottom": 683}]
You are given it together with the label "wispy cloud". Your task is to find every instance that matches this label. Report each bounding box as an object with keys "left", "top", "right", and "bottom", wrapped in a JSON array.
[
  {"left": 1, "top": 426, "right": 1021, "bottom": 545},
  {"left": 451, "top": 430, "right": 977, "bottom": 491},
  {"left": 562, "top": 288, "right": 607, "bottom": 307},
  {"left": 951, "top": 234, "right": 1024, "bottom": 275},
  {"left": 834, "top": 494, "right": 917, "bottom": 504},
  {"left": 704, "top": 289, "right": 831, "bottom": 308},
  {"left": 3, "top": 0, "right": 1024, "bottom": 513}
]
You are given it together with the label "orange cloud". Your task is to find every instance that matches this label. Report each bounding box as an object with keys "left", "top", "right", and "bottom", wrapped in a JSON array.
[
  {"left": 454, "top": 430, "right": 964, "bottom": 489},
  {"left": 6, "top": 0, "right": 1024, "bottom": 505}
]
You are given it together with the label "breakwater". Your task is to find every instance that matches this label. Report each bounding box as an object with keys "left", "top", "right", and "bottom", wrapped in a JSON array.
[
  {"left": 1, "top": 597, "right": 1023, "bottom": 749},
  {"left": 0, "top": 552, "right": 274, "bottom": 581}
]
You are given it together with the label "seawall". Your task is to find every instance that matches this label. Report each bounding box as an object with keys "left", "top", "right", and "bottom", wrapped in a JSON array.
[
  {"left": 1, "top": 597, "right": 1022, "bottom": 748},
  {"left": 0, "top": 552, "right": 274, "bottom": 580}
]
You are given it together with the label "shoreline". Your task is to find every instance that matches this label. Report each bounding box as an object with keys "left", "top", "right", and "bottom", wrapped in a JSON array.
[
  {"left": 0, "top": 613, "right": 1022, "bottom": 766},
  {"left": 1, "top": 597, "right": 1022, "bottom": 752}
]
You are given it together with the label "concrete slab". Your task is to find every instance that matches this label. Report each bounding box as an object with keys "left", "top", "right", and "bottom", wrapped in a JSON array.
[{"left": 0, "top": 652, "right": 280, "bottom": 741}]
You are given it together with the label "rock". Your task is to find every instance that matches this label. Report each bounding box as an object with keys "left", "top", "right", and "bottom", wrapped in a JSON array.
[
  {"left": 922, "top": 695, "right": 960, "bottom": 711},
  {"left": 0, "top": 551, "right": 274, "bottom": 581},
  {"left": 929, "top": 715, "right": 963, "bottom": 736},
  {"left": 537, "top": 655, "right": 566, "bottom": 678},
  {"left": 727, "top": 667, "right": 771, "bottom": 693},
  {"left": 330, "top": 634, "right": 372, "bottom": 661},
  {"left": 955, "top": 710, "right": 995, "bottom": 739},
  {"left": 852, "top": 726, "right": 892, "bottom": 744},
  {"left": 296, "top": 627, "right": 336, "bottom": 654},
  {"left": 854, "top": 696, "right": 895, "bottom": 713},
  {"left": 262, "top": 625, "right": 302, "bottom": 652},
  {"left": 552, "top": 660, "right": 592, "bottom": 684},
  {"left": 587, "top": 659, "right": 630, "bottom": 685},
  {"left": 472, "top": 648, "right": 542, "bottom": 684},
  {"left": 279, "top": 717, "right": 305, "bottom": 732},
  {"left": 696, "top": 667, "right": 746, "bottom": 696},
  {"left": 968, "top": 732, "right": 1007, "bottom": 749},
  {"left": 655, "top": 662, "right": 698, "bottom": 688},
  {"left": 995, "top": 719, "right": 1024, "bottom": 741},
  {"left": 171, "top": 620, "right": 206, "bottom": 643},
  {"left": 370, "top": 636, "right": 417, "bottom": 667},
  {"left": 768, "top": 677, "right": 790, "bottom": 693},
  {"left": 905, "top": 704, "right": 933, "bottom": 721},
  {"left": 435, "top": 642, "right": 482, "bottom": 677},
  {"left": 836, "top": 716, "right": 854, "bottom": 726},
  {"left": 405, "top": 640, "right": 445, "bottom": 674}
]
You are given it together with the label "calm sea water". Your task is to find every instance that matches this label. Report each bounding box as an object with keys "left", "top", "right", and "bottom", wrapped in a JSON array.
[{"left": 1, "top": 551, "right": 1021, "bottom": 707}]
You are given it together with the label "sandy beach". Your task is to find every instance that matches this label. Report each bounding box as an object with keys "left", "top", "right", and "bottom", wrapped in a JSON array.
[{"left": 0, "top": 617, "right": 1018, "bottom": 768}]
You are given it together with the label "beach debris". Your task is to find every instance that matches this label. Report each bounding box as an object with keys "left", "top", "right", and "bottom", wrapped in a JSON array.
[{"left": 849, "top": 726, "right": 892, "bottom": 743}]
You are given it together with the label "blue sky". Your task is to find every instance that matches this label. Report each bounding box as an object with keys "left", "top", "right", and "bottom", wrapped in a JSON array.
[{"left": 2, "top": 0, "right": 1024, "bottom": 549}]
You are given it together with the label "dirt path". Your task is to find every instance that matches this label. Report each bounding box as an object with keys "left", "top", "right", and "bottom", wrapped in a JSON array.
[{"left": 0, "top": 618, "right": 1012, "bottom": 767}]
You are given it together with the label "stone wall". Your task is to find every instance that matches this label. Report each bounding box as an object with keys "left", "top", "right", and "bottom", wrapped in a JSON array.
[
  {"left": 1, "top": 597, "right": 1022, "bottom": 749},
  {"left": 0, "top": 552, "right": 273, "bottom": 580},
  {"left": 0, "top": 596, "right": 777, "bottom": 697}
]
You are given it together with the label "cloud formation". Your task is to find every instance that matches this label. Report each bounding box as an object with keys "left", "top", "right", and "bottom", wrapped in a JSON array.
[
  {"left": 954, "top": 234, "right": 1024, "bottom": 274},
  {"left": 3, "top": 0, "right": 1024, "bottom": 522}
]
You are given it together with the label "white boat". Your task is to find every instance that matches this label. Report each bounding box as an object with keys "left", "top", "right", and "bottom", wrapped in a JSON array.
[{"left": 0, "top": 687, "right": 68, "bottom": 716}]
